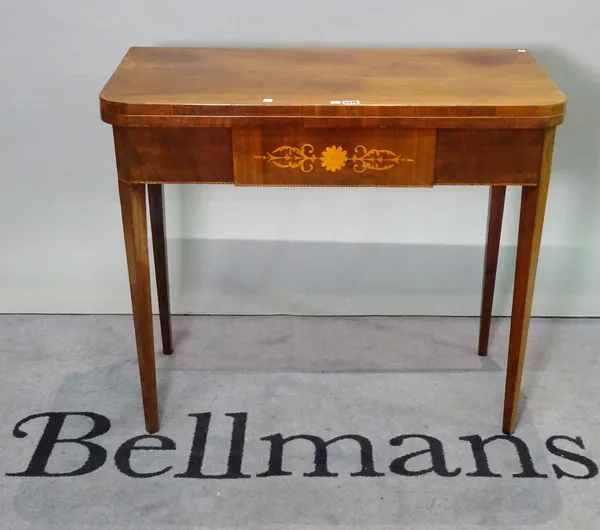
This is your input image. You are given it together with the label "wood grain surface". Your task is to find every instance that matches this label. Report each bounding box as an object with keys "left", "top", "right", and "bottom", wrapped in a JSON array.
[
  {"left": 113, "top": 127, "right": 233, "bottom": 184},
  {"left": 434, "top": 129, "right": 545, "bottom": 185},
  {"left": 100, "top": 47, "right": 566, "bottom": 128}
]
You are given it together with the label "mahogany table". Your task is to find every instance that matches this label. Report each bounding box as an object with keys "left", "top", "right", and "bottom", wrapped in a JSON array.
[{"left": 99, "top": 47, "right": 566, "bottom": 435}]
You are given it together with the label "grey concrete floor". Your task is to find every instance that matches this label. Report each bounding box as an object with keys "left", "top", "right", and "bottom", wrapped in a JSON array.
[{"left": 0, "top": 315, "right": 599, "bottom": 529}]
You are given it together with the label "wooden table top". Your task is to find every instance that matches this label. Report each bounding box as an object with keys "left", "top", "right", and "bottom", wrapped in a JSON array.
[{"left": 100, "top": 47, "right": 566, "bottom": 127}]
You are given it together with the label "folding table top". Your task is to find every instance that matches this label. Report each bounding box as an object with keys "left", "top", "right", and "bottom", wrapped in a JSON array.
[{"left": 100, "top": 47, "right": 566, "bottom": 128}]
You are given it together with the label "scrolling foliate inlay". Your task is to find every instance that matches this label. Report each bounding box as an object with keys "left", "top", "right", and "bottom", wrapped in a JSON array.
[{"left": 255, "top": 144, "right": 414, "bottom": 173}]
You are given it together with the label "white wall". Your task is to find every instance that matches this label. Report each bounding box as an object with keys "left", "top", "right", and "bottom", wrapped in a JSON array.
[{"left": 1, "top": 0, "right": 599, "bottom": 316}]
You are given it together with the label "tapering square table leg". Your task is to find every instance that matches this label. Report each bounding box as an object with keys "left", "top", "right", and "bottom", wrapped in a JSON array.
[
  {"left": 503, "top": 128, "right": 556, "bottom": 434},
  {"left": 118, "top": 180, "right": 159, "bottom": 434},
  {"left": 148, "top": 184, "right": 173, "bottom": 356},
  {"left": 478, "top": 185, "right": 507, "bottom": 357}
]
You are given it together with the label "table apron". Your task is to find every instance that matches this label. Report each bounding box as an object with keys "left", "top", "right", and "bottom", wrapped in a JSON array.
[{"left": 113, "top": 126, "right": 545, "bottom": 186}]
